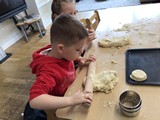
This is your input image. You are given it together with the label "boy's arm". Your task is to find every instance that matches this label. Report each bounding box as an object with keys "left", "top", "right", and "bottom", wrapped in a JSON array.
[{"left": 29, "top": 91, "right": 92, "bottom": 110}]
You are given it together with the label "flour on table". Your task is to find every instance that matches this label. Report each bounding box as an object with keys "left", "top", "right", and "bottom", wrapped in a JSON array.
[
  {"left": 114, "top": 24, "right": 131, "bottom": 32},
  {"left": 98, "top": 36, "right": 131, "bottom": 48},
  {"left": 111, "top": 60, "right": 118, "bottom": 64},
  {"left": 90, "top": 70, "right": 118, "bottom": 93}
]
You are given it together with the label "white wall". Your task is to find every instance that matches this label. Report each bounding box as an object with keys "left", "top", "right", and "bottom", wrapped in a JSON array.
[
  {"left": 0, "top": 19, "right": 22, "bottom": 50},
  {"left": 25, "top": 0, "right": 52, "bottom": 29},
  {"left": 0, "top": 0, "right": 52, "bottom": 51}
]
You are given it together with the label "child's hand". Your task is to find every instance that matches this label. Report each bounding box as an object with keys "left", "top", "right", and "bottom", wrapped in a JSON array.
[
  {"left": 70, "top": 91, "right": 93, "bottom": 105},
  {"left": 84, "top": 28, "right": 96, "bottom": 52},
  {"left": 83, "top": 90, "right": 93, "bottom": 97},
  {"left": 87, "top": 29, "right": 96, "bottom": 42},
  {"left": 78, "top": 55, "right": 96, "bottom": 65}
]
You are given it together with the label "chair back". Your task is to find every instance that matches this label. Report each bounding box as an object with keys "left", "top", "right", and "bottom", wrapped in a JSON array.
[{"left": 80, "top": 10, "right": 100, "bottom": 31}]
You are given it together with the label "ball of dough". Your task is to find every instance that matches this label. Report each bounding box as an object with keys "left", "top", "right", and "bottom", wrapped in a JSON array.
[
  {"left": 130, "top": 69, "right": 147, "bottom": 81},
  {"left": 91, "top": 70, "right": 118, "bottom": 93}
]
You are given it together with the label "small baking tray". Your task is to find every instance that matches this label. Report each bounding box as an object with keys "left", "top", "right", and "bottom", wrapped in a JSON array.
[{"left": 126, "top": 48, "right": 160, "bottom": 85}]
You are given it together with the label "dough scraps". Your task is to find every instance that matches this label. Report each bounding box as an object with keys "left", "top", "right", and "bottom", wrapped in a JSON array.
[
  {"left": 130, "top": 69, "right": 147, "bottom": 81},
  {"left": 90, "top": 70, "right": 118, "bottom": 93},
  {"left": 98, "top": 36, "right": 130, "bottom": 48}
]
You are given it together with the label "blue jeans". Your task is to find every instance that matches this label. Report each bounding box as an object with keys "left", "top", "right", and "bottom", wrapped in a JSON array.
[{"left": 23, "top": 102, "right": 47, "bottom": 120}]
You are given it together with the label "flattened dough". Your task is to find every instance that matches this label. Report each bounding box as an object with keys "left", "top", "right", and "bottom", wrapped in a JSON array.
[
  {"left": 130, "top": 69, "right": 147, "bottom": 81},
  {"left": 90, "top": 70, "right": 118, "bottom": 93},
  {"left": 98, "top": 36, "right": 130, "bottom": 48}
]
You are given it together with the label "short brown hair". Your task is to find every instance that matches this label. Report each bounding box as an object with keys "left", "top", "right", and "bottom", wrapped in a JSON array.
[
  {"left": 50, "top": 14, "right": 88, "bottom": 46},
  {"left": 51, "top": 0, "right": 75, "bottom": 21}
]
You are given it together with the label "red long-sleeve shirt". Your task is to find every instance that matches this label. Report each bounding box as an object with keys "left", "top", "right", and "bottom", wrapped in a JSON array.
[{"left": 29, "top": 45, "right": 76, "bottom": 101}]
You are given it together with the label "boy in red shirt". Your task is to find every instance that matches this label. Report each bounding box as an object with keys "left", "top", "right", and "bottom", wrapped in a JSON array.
[{"left": 24, "top": 14, "right": 95, "bottom": 120}]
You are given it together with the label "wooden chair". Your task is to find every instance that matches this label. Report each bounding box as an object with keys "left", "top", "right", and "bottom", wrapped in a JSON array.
[
  {"left": 80, "top": 10, "right": 100, "bottom": 31},
  {"left": 13, "top": 12, "right": 44, "bottom": 41}
]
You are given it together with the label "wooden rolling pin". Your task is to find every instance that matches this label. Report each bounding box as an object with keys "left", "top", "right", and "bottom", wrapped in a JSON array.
[{"left": 82, "top": 61, "right": 96, "bottom": 108}]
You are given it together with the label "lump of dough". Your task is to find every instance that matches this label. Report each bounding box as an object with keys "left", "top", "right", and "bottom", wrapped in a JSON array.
[
  {"left": 90, "top": 70, "right": 118, "bottom": 93},
  {"left": 130, "top": 69, "right": 147, "bottom": 81},
  {"left": 98, "top": 36, "right": 130, "bottom": 48}
]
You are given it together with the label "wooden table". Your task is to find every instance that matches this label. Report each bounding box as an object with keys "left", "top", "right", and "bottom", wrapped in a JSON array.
[{"left": 54, "top": 3, "right": 160, "bottom": 120}]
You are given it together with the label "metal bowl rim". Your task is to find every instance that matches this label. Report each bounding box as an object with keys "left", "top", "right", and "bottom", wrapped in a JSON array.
[{"left": 119, "top": 90, "right": 141, "bottom": 109}]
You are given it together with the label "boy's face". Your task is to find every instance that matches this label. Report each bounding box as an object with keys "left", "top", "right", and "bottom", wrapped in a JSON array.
[
  {"left": 62, "top": 39, "right": 87, "bottom": 61},
  {"left": 61, "top": 2, "right": 78, "bottom": 16}
]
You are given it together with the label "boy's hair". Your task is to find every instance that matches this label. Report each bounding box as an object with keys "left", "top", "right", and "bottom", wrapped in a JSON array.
[
  {"left": 51, "top": 0, "right": 75, "bottom": 20},
  {"left": 50, "top": 14, "right": 88, "bottom": 46}
]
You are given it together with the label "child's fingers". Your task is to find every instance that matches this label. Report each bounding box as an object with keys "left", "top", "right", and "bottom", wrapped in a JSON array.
[
  {"left": 82, "top": 92, "right": 93, "bottom": 102},
  {"left": 87, "top": 56, "right": 96, "bottom": 61},
  {"left": 88, "top": 29, "right": 94, "bottom": 33}
]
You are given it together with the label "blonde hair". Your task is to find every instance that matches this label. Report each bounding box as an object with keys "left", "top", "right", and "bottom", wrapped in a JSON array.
[{"left": 51, "top": 0, "right": 75, "bottom": 21}]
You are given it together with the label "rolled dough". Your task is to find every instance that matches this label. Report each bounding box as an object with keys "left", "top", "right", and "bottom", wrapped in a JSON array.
[
  {"left": 98, "top": 36, "right": 130, "bottom": 48},
  {"left": 90, "top": 70, "right": 118, "bottom": 93},
  {"left": 130, "top": 69, "right": 147, "bottom": 81}
]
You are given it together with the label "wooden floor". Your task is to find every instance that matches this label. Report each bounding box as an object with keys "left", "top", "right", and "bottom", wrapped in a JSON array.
[{"left": 0, "top": 28, "right": 50, "bottom": 120}]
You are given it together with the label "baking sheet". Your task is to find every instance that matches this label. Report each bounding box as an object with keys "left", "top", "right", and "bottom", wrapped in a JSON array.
[{"left": 126, "top": 48, "right": 160, "bottom": 85}]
